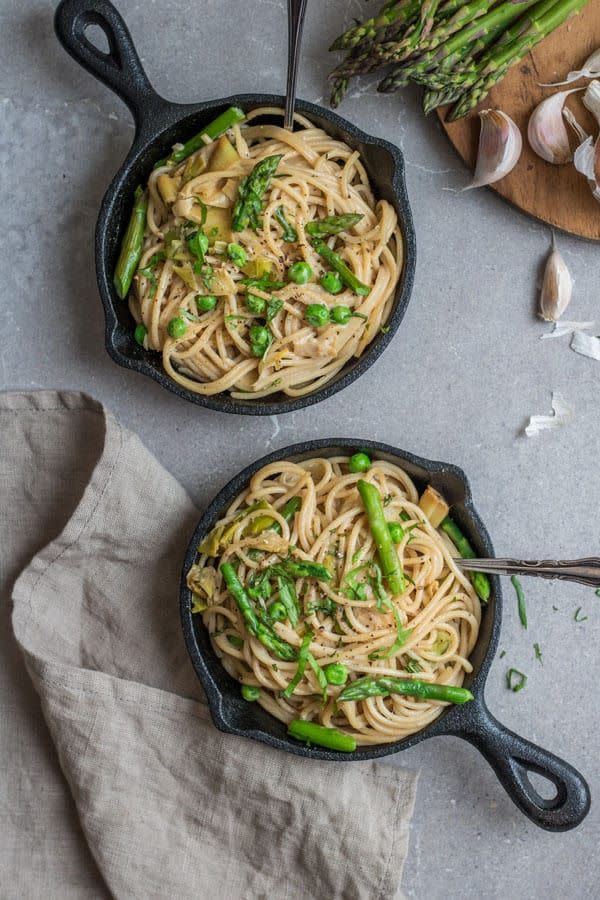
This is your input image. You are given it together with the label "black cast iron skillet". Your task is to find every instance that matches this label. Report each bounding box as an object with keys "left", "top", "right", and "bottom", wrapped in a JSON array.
[
  {"left": 54, "top": 0, "right": 416, "bottom": 416},
  {"left": 180, "top": 439, "right": 591, "bottom": 831}
]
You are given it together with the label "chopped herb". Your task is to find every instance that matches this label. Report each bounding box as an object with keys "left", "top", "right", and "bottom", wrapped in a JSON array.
[
  {"left": 241, "top": 275, "right": 286, "bottom": 292},
  {"left": 511, "top": 575, "right": 527, "bottom": 629},
  {"left": 499, "top": 649, "right": 506, "bottom": 659},
  {"left": 552, "top": 605, "right": 558, "bottom": 612},
  {"left": 506, "top": 668, "right": 527, "bottom": 693},
  {"left": 187, "top": 229, "right": 209, "bottom": 264},
  {"left": 266, "top": 298, "right": 284, "bottom": 323},
  {"left": 192, "top": 197, "right": 208, "bottom": 224},
  {"left": 380, "top": 325, "right": 390, "bottom": 334},
  {"left": 574, "top": 607, "right": 588, "bottom": 622},
  {"left": 403, "top": 656, "right": 421, "bottom": 673},
  {"left": 399, "top": 510, "right": 411, "bottom": 522},
  {"left": 138, "top": 266, "right": 158, "bottom": 297},
  {"left": 595, "top": 588, "right": 600, "bottom": 598},
  {"left": 533, "top": 643, "right": 543, "bottom": 665},
  {"left": 226, "top": 634, "right": 244, "bottom": 650},
  {"left": 383, "top": 493, "right": 394, "bottom": 507}
]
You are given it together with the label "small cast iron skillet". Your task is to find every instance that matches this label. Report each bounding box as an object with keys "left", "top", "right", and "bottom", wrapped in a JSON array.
[
  {"left": 181, "top": 439, "right": 590, "bottom": 831},
  {"left": 54, "top": 0, "right": 416, "bottom": 416}
]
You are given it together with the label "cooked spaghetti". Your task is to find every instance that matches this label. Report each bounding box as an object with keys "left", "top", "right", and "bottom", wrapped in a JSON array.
[
  {"left": 121, "top": 107, "right": 403, "bottom": 399},
  {"left": 187, "top": 454, "right": 484, "bottom": 746}
]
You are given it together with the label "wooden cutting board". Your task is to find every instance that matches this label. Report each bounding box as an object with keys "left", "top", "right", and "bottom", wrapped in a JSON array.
[{"left": 437, "top": 2, "right": 600, "bottom": 240}]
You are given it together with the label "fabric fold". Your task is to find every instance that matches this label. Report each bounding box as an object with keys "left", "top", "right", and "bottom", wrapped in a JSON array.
[{"left": 3, "top": 390, "right": 417, "bottom": 900}]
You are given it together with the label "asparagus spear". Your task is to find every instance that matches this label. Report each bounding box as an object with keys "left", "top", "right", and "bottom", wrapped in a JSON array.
[
  {"left": 220, "top": 563, "right": 297, "bottom": 661},
  {"left": 329, "top": 0, "right": 419, "bottom": 51},
  {"left": 440, "top": 517, "right": 490, "bottom": 603},
  {"left": 378, "top": 0, "right": 540, "bottom": 93},
  {"left": 281, "top": 559, "right": 332, "bottom": 581},
  {"left": 357, "top": 480, "right": 405, "bottom": 596},
  {"left": 287, "top": 719, "right": 357, "bottom": 752},
  {"left": 447, "top": 0, "right": 589, "bottom": 119},
  {"left": 374, "top": 0, "right": 497, "bottom": 65},
  {"left": 305, "top": 214, "right": 364, "bottom": 237},
  {"left": 282, "top": 629, "right": 313, "bottom": 698},
  {"left": 113, "top": 186, "right": 148, "bottom": 299},
  {"left": 330, "top": 77, "right": 349, "bottom": 109},
  {"left": 232, "top": 154, "right": 283, "bottom": 232},
  {"left": 311, "top": 239, "right": 370, "bottom": 296},
  {"left": 274, "top": 206, "right": 298, "bottom": 242},
  {"left": 169, "top": 106, "right": 246, "bottom": 165},
  {"left": 338, "top": 675, "right": 474, "bottom": 704}
]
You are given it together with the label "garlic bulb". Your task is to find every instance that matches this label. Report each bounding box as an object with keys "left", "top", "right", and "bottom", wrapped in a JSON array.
[
  {"left": 462, "top": 109, "right": 522, "bottom": 191},
  {"left": 527, "top": 89, "right": 582, "bottom": 164},
  {"left": 539, "top": 234, "right": 572, "bottom": 322},
  {"left": 540, "top": 48, "right": 600, "bottom": 87}
]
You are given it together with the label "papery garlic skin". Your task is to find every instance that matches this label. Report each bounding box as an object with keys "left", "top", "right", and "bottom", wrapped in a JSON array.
[
  {"left": 582, "top": 79, "right": 600, "bottom": 126},
  {"left": 527, "top": 89, "right": 582, "bottom": 164},
  {"left": 573, "top": 134, "right": 600, "bottom": 202},
  {"left": 463, "top": 109, "right": 522, "bottom": 191},
  {"left": 539, "top": 235, "right": 573, "bottom": 322},
  {"left": 539, "top": 48, "right": 600, "bottom": 87}
]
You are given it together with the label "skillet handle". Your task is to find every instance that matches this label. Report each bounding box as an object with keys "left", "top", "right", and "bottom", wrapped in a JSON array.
[
  {"left": 457, "top": 699, "right": 590, "bottom": 831},
  {"left": 54, "top": 0, "right": 167, "bottom": 128}
]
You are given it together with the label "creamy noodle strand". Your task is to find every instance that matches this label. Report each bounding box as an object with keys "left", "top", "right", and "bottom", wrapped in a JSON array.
[
  {"left": 129, "top": 107, "right": 403, "bottom": 399},
  {"left": 187, "top": 456, "right": 481, "bottom": 745}
]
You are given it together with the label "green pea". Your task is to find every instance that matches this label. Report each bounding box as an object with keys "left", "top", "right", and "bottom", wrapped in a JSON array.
[
  {"left": 134, "top": 323, "right": 147, "bottom": 346},
  {"left": 196, "top": 294, "right": 217, "bottom": 312},
  {"left": 323, "top": 663, "right": 349, "bottom": 686},
  {"left": 349, "top": 451, "right": 371, "bottom": 473},
  {"left": 227, "top": 242, "right": 247, "bottom": 267},
  {"left": 288, "top": 261, "right": 313, "bottom": 284},
  {"left": 246, "top": 293, "right": 266, "bottom": 316},
  {"left": 167, "top": 317, "right": 187, "bottom": 339},
  {"left": 388, "top": 522, "right": 403, "bottom": 544},
  {"left": 268, "top": 600, "right": 288, "bottom": 622},
  {"left": 249, "top": 324, "right": 271, "bottom": 358},
  {"left": 320, "top": 271, "right": 343, "bottom": 295},
  {"left": 304, "top": 304, "right": 330, "bottom": 328},
  {"left": 330, "top": 305, "right": 352, "bottom": 325},
  {"left": 241, "top": 684, "right": 261, "bottom": 702}
]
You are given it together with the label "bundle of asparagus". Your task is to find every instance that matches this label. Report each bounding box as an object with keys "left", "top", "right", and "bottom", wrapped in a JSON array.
[{"left": 329, "top": 0, "right": 591, "bottom": 120}]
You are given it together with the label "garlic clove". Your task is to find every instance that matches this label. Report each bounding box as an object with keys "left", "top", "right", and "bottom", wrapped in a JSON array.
[
  {"left": 582, "top": 79, "right": 600, "bottom": 127},
  {"left": 539, "top": 48, "right": 600, "bottom": 87},
  {"left": 539, "top": 234, "right": 573, "bottom": 322},
  {"left": 527, "top": 89, "right": 583, "bottom": 164},
  {"left": 573, "top": 133, "right": 600, "bottom": 203},
  {"left": 462, "top": 109, "right": 522, "bottom": 191}
]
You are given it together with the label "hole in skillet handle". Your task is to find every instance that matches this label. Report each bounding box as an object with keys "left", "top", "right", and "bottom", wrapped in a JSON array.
[{"left": 457, "top": 699, "right": 590, "bottom": 831}]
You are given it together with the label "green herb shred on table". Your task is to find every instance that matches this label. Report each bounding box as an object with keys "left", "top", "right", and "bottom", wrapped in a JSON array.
[
  {"left": 511, "top": 575, "right": 527, "bottom": 629},
  {"left": 574, "top": 607, "right": 588, "bottom": 622},
  {"left": 506, "top": 667, "right": 527, "bottom": 693}
]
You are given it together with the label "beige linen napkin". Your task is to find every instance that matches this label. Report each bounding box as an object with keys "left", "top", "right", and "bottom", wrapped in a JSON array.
[{"left": 1, "top": 390, "right": 418, "bottom": 900}]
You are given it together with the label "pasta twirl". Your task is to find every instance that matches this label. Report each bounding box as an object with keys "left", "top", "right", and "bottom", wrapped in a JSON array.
[
  {"left": 127, "top": 107, "right": 403, "bottom": 400},
  {"left": 187, "top": 456, "right": 481, "bottom": 746}
]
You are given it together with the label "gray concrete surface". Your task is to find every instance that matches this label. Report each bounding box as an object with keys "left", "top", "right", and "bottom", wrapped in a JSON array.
[{"left": 2, "top": 1, "right": 599, "bottom": 897}]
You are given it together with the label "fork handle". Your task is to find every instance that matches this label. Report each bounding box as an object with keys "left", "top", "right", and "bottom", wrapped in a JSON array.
[
  {"left": 455, "top": 557, "right": 600, "bottom": 588},
  {"left": 284, "top": 0, "right": 308, "bottom": 130}
]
